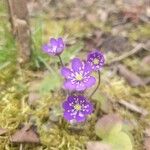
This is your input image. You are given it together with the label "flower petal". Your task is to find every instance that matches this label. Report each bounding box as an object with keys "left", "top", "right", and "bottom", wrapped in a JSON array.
[
  {"left": 81, "top": 101, "right": 94, "bottom": 115},
  {"left": 42, "top": 44, "right": 48, "bottom": 51},
  {"left": 61, "top": 67, "right": 72, "bottom": 79},
  {"left": 64, "top": 81, "right": 76, "bottom": 91},
  {"left": 84, "top": 62, "right": 92, "bottom": 74},
  {"left": 63, "top": 101, "right": 73, "bottom": 110},
  {"left": 77, "top": 95, "right": 86, "bottom": 104},
  {"left": 50, "top": 38, "right": 57, "bottom": 46},
  {"left": 87, "top": 50, "right": 105, "bottom": 71},
  {"left": 62, "top": 95, "right": 77, "bottom": 110},
  {"left": 64, "top": 111, "right": 74, "bottom": 121},
  {"left": 72, "top": 58, "right": 83, "bottom": 72},
  {"left": 42, "top": 44, "right": 55, "bottom": 55},
  {"left": 67, "top": 95, "right": 75, "bottom": 101},
  {"left": 85, "top": 76, "right": 96, "bottom": 88},
  {"left": 76, "top": 111, "right": 86, "bottom": 122},
  {"left": 57, "top": 37, "right": 64, "bottom": 47},
  {"left": 56, "top": 47, "right": 63, "bottom": 54},
  {"left": 76, "top": 82, "right": 86, "bottom": 91}
]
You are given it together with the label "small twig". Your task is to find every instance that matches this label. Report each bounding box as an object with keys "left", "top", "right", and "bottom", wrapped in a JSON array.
[
  {"left": 118, "top": 100, "right": 148, "bottom": 116},
  {"left": 107, "top": 43, "right": 143, "bottom": 65}
]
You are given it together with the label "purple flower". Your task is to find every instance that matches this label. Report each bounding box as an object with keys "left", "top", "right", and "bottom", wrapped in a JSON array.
[
  {"left": 63, "top": 95, "right": 93, "bottom": 122},
  {"left": 61, "top": 58, "right": 96, "bottom": 91},
  {"left": 42, "top": 37, "right": 65, "bottom": 56},
  {"left": 87, "top": 50, "right": 105, "bottom": 71}
]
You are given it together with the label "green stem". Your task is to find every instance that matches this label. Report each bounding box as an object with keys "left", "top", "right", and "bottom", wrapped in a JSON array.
[
  {"left": 58, "top": 55, "right": 64, "bottom": 67},
  {"left": 89, "top": 70, "right": 101, "bottom": 98}
]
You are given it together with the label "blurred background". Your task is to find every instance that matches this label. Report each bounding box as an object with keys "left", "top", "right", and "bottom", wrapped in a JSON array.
[{"left": 0, "top": 0, "right": 150, "bottom": 150}]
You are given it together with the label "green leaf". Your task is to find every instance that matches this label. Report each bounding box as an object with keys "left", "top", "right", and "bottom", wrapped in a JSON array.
[
  {"left": 0, "top": 61, "right": 10, "bottom": 70},
  {"left": 93, "top": 92, "right": 106, "bottom": 104},
  {"left": 39, "top": 71, "right": 62, "bottom": 94},
  {"left": 95, "top": 114, "right": 122, "bottom": 139},
  {"left": 61, "top": 42, "right": 84, "bottom": 63},
  {"left": 103, "top": 131, "right": 133, "bottom": 150},
  {"left": 93, "top": 92, "right": 112, "bottom": 113}
]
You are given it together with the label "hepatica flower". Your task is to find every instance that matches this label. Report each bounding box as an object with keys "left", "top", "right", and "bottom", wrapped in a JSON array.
[
  {"left": 42, "top": 37, "right": 65, "bottom": 56},
  {"left": 87, "top": 50, "right": 105, "bottom": 71},
  {"left": 63, "top": 95, "right": 93, "bottom": 122},
  {"left": 61, "top": 58, "right": 96, "bottom": 91}
]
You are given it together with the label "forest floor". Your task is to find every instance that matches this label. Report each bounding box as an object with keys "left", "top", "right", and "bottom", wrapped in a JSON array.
[{"left": 0, "top": 0, "right": 150, "bottom": 150}]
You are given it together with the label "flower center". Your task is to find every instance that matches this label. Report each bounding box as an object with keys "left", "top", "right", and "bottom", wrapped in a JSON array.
[
  {"left": 93, "top": 58, "right": 99, "bottom": 65},
  {"left": 74, "top": 104, "right": 82, "bottom": 111},
  {"left": 75, "top": 74, "right": 83, "bottom": 81}
]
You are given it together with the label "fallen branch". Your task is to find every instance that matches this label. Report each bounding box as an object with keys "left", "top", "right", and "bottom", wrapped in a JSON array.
[
  {"left": 118, "top": 100, "right": 148, "bottom": 116},
  {"left": 117, "top": 64, "right": 145, "bottom": 87},
  {"left": 107, "top": 43, "right": 143, "bottom": 65}
]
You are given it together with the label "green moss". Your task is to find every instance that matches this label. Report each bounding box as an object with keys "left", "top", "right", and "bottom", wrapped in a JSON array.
[
  {"left": 123, "top": 57, "right": 150, "bottom": 77},
  {"left": 1, "top": 58, "right": 150, "bottom": 149},
  {"left": 129, "top": 24, "right": 150, "bottom": 41}
]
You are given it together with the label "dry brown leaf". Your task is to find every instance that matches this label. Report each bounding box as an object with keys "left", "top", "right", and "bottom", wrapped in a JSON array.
[
  {"left": 96, "top": 114, "right": 122, "bottom": 130},
  {"left": 142, "top": 55, "right": 150, "bottom": 65},
  {"left": 117, "top": 64, "right": 145, "bottom": 87},
  {"left": 86, "top": 14, "right": 97, "bottom": 22},
  {"left": 95, "top": 114, "right": 122, "bottom": 139},
  {"left": 101, "top": 36, "right": 132, "bottom": 54},
  {"left": 10, "top": 124, "right": 40, "bottom": 144},
  {"left": 122, "top": 2, "right": 144, "bottom": 23},
  {"left": 144, "top": 137, "right": 150, "bottom": 150},
  {"left": 98, "top": 9, "right": 109, "bottom": 23},
  {"left": 82, "top": 0, "right": 96, "bottom": 6},
  {"left": 145, "top": 128, "right": 150, "bottom": 137},
  {"left": 86, "top": 141, "right": 112, "bottom": 150},
  {"left": 141, "top": 55, "right": 150, "bottom": 76},
  {"left": 84, "top": 30, "right": 103, "bottom": 50},
  {"left": 144, "top": 40, "right": 150, "bottom": 51},
  {"left": 0, "top": 128, "right": 7, "bottom": 136},
  {"left": 144, "top": 128, "right": 150, "bottom": 150},
  {"left": 28, "top": 92, "right": 41, "bottom": 107}
]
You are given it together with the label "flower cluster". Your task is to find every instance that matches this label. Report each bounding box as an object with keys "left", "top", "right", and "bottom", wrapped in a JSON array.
[{"left": 42, "top": 37, "right": 105, "bottom": 123}]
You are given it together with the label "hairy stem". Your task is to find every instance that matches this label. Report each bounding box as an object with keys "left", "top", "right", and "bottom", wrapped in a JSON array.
[
  {"left": 58, "top": 55, "right": 64, "bottom": 67},
  {"left": 89, "top": 70, "right": 101, "bottom": 98}
]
